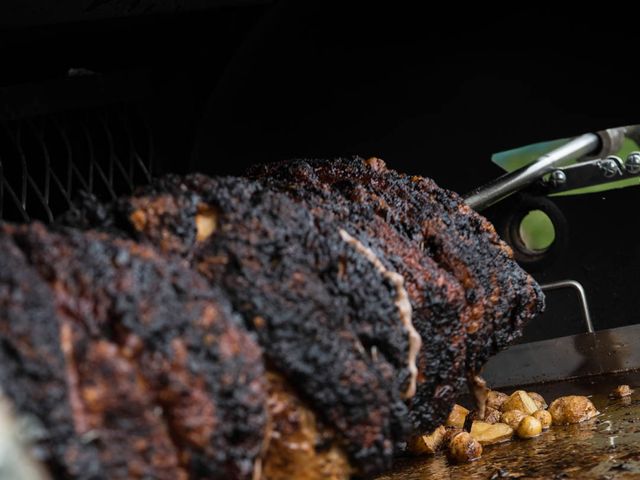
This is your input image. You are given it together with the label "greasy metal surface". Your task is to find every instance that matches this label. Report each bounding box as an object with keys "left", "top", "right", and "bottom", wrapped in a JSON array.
[
  {"left": 380, "top": 372, "right": 640, "bottom": 480},
  {"left": 482, "top": 324, "right": 640, "bottom": 389}
]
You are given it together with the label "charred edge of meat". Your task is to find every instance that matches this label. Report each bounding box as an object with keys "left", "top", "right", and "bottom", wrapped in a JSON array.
[
  {"left": 249, "top": 157, "right": 545, "bottom": 371},
  {"left": 336, "top": 228, "right": 421, "bottom": 401},
  {"left": 176, "top": 174, "right": 412, "bottom": 474},
  {"left": 62, "top": 174, "right": 414, "bottom": 475},
  {"left": 248, "top": 159, "right": 471, "bottom": 433},
  {"left": 1, "top": 223, "right": 268, "bottom": 480}
]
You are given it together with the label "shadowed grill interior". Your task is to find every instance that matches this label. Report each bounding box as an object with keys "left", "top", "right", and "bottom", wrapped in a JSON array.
[{"left": 0, "top": 105, "right": 155, "bottom": 223}]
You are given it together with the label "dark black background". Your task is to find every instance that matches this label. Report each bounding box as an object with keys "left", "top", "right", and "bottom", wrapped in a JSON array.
[{"left": 1, "top": 1, "right": 638, "bottom": 340}]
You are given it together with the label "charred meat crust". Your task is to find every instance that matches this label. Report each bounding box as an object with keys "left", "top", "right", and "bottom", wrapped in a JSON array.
[
  {"left": 58, "top": 158, "right": 545, "bottom": 474},
  {"left": 249, "top": 157, "right": 544, "bottom": 426},
  {"left": 0, "top": 224, "right": 267, "bottom": 480},
  {"left": 250, "top": 157, "right": 544, "bottom": 365},
  {"left": 64, "top": 175, "right": 415, "bottom": 475},
  {"left": 0, "top": 234, "right": 103, "bottom": 479},
  {"left": 248, "top": 160, "right": 470, "bottom": 433}
]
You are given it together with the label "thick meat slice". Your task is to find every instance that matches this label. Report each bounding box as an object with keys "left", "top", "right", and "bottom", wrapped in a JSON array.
[
  {"left": 250, "top": 157, "right": 545, "bottom": 374},
  {"left": 63, "top": 175, "right": 415, "bottom": 475},
  {"left": 249, "top": 160, "right": 471, "bottom": 432},
  {"left": 0, "top": 235, "right": 103, "bottom": 479},
  {"left": 1, "top": 223, "right": 267, "bottom": 479}
]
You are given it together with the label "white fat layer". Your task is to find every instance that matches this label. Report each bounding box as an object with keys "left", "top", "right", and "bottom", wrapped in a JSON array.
[{"left": 338, "top": 229, "right": 422, "bottom": 399}]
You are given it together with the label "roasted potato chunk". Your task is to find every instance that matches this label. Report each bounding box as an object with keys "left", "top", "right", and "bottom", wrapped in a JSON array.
[
  {"left": 610, "top": 385, "right": 634, "bottom": 399},
  {"left": 446, "top": 404, "right": 470, "bottom": 429},
  {"left": 500, "top": 409, "right": 526, "bottom": 430},
  {"left": 516, "top": 416, "right": 542, "bottom": 439},
  {"left": 532, "top": 409, "right": 552, "bottom": 430},
  {"left": 470, "top": 421, "right": 513, "bottom": 445},
  {"left": 406, "top": 425, "right": 447, "bottom": 456},
  {"left": 548, "top": 396, "right": 598, "bottom": 425},
  {"left": 501, "top": 390, "right": 538, "bottom": 415},
  {"left": 528, "top": 391, "right": 548, "bottom": 410},
  {"left": 448, "top": 431, "right": 482, "bottom": 463},
  {"left": 486, "top": 390, "right": 509, "bottom": 411},
  {"left": 443, "top": 427, "right": 463, "bottom": 445}
]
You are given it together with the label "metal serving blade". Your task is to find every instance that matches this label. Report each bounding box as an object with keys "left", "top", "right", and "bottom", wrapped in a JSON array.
[{"left": 482, "top": 323, "right": 640, "bottom": 389}]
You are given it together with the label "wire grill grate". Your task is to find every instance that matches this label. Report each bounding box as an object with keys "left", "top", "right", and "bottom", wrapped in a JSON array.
[{"left": 0, "top": 104, "right": 154, "bottom": 223}]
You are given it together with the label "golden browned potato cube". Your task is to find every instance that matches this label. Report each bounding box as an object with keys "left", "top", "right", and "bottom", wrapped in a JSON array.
[
  {"left": 470, "top": 421, "right": 513, "bottom": 445},
  {"left": 532, "top": 409, "right": 552, "bottom": 430},
  {"left": 610, "top": 385, "right": 634, "bottom": 399},
  {"left": 468, "top": 406, "right": 501, "bottom": 425},
  {"left": 500, "top": 409, "right": 526, "bottom": 430},
  {"left": 406, "top": 425, "right": 447, "bottom": 455},
  {"left": 486, "top": 390, "right": 509, "bottom": 410},
  {"left": 516, "top": 416, "right": 542, "bottom": 438},
  {"left": 548, "top": 396, "right": 599, "bottom": 425},
  {"left": 447, "top": 431, "right": 482, "bottom": 463},
  {"left": 446, "top": 404, "right": 470, "bottom": 429},
  {"left": 527, "top": 391, "right": 548, "bottom": 410},
  {"left": 501, "top": 390, "right": 538, "bottom": 415}
]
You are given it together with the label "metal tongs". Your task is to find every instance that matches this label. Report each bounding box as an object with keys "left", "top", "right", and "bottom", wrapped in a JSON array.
[{"left": 464, "top": 125, "right": 640, "bottom": 211}]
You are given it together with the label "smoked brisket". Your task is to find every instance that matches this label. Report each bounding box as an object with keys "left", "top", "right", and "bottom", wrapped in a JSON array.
[{"left": 0, "top": 223, "right": 267, "bottom": 479}]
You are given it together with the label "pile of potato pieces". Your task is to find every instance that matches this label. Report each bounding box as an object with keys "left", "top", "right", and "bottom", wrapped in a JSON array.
[{"left": 408, "top": 389, "right": 599, "bottom": 463}]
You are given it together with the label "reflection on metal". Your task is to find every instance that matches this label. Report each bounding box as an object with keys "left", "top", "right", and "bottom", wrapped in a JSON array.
[
  {"left": 625, "top": 151, "right": 640, "bottom": 173},
  {"left": 541, "top": 280, "right": 594, "bottom": 333},
  {"left": 598, "top": 156, "right": 623, "bottom": 178},
  {"left": 548, "top": 169, "right": 567, "bottom": 187},
  {"left": 465, "top": 124, "right": 640, "bottom": 210},
  {"left": 482, "top": 323, "right": 640, "bottom": 389},
  {"left": 465, "top": 133, "right": 600, "bottom": 210}
]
